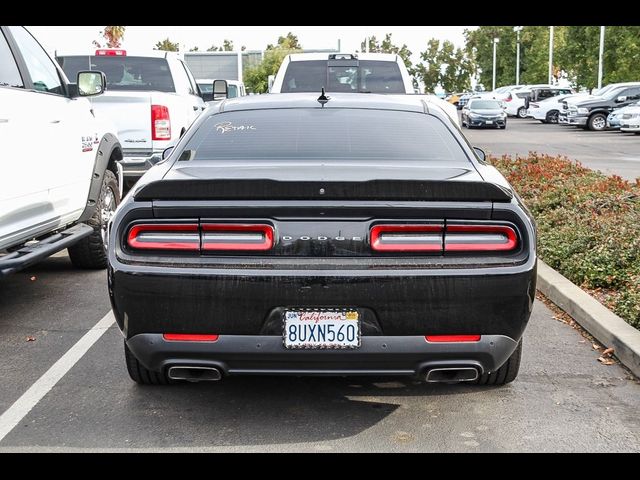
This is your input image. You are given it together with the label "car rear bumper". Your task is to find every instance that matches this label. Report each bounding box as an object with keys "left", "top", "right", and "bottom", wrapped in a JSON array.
[
  {"left": 126, "top": 333, "right": 519, "bottom": 377},
  {"left": 119, "top": 152, "right": 163, "bottom": 178}
]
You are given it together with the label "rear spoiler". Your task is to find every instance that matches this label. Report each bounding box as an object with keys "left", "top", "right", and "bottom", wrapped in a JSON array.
[{"left": 135, "top": 179, "right": 513, "bottom": 202}]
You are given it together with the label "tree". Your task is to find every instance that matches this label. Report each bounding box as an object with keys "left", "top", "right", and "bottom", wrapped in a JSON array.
[
  {"left": 413, "top": 39, "right": 474, "bottom": 93},
  {"left": 244, "top": 34, "right": 303, "bottom": 93},
  {"left": 189, "top": 46, "right": 199, "bottom": 52},
  {"left": 360, "top": 33, "right": 413, "bottom": 72},
  {"left": 207, "top": 39, "right": 235, "bottom": 52},
  {"left": 154, "top": 38, "right": 179, "bottom": 52},
  {"left": 92, "top": 26, "right": 125, "bottom": 48},
  {"left": 267, "top": 32, "right": 301, "bottom": 50}
]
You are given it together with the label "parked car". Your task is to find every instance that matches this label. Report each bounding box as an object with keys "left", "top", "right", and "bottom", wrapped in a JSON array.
[
  {"left": 559, "top": 82, "right": 640, "bottom": 125},
  {"left": 565, "top": 83, "right": 640, "bottom": 130},
  {"left": 56, "top": 49, "right": 206, "bottom": 186},
  {"left": 445, "top": 92, "right": 465, "bottom": 107},
  {"left": 197, "top": 79, "right": 246, "bottom": 102},
  {"left": 523, "top": 87, "right": 573, "bottom": 110},
  {"left": 461, "top": 98, "right": 507, "bottom": 128},
  {"left": 503, "top": 89, "right": 533, "bottom": 118},
  {"left": 607, "top": 100, "right": 640, "bottom": 129},
  {"left": 0, "top": 26, "right": 122, "bottom": 276},
  {"left": 269, "top": 52, "right": 459, "bottom": 125},
  {"left": 108, "top": 92, "right": 536, "bottom": 387},
  {"left": 457, "top": 92, "right": 475, "bottom": 109},
  {"left": 619, "top": 103, "right": 640, "bottom": 133},
  {"left": 526, "top": 94, "right": 572, "bottom": 124}
]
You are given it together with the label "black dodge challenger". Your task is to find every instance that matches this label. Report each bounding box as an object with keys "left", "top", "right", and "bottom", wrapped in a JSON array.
[{"left": 108, "top": 93, "right": 537, "bottom": 386}]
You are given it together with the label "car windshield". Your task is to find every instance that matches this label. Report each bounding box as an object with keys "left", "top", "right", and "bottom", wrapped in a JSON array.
[
  {"left": 57, "top": 55, "right": 175, "bottom": 92},
  {"left": 602, "top": 88, "right": 628, "bottom": 100},
  {"left": 184, "top": 109, "right": 469, "bottom": 163},
  {"left": 469, "top": 100, "right": 501, "bottom": 109},
  {"left": 281, "top": 60, "right": 405, "bottom": 94}
]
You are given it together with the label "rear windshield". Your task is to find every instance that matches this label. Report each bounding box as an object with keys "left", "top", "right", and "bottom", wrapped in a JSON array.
[
  {"left": 56, "top": 55, "right": 175, "bottom": 92},
  {"left": 281, "top": 60, "right": 405, "bottom": 94},
  {"left": 469, "top": 100, "right": 501, "bottom": 109},
  {"left": 184, "top": 108, "right": 468, "bottom": 162}
]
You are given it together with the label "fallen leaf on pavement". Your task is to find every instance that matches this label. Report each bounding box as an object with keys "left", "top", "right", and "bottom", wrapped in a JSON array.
[
  {"left": 597, "top": 356, "right": 615, "bottom": 365},
  {"left": 26, "top": 336, "right": 36, "bottom": 342},
  {"left": 602, "top": 347, "right": 614, "bottom": 356},
  {"left": 592, "top": 343, "right": 601, "bottom": 350}
]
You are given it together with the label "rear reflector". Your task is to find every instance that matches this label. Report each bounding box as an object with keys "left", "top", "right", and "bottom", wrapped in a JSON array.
[
  {"left": 201, "top": 224, "right": 274, "bottom": 251},
  {"left": 444, "top": 225, "right": 517, "bottom": 252},
  {"left": 425, "top": 335, "right": 481, "bottom": 343},
  {"left": 151, "top": 105, "right": 171, "bottom": 140},
  {"left": 370, "top": 224, "right": 443, "bottom": 252},
  {"left": 163, "top": 334, "right": 219, "bottom": 342},
  {"left": 127, "top": 224, "right": 200, "bottom": 251},
  {"left": 95, "top": 49, "right": 126, "bottom": 56}
]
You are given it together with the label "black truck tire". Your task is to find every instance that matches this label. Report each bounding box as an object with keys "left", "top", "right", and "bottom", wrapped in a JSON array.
[
  {"left": 125, "top": 341, "right": 171, "bottom": 385},
  {"left": 68, "top": 170, "right": 120, "bottom": 269},
  {"left": 475, "top": 340, "right": 522, "bottom": 386}
]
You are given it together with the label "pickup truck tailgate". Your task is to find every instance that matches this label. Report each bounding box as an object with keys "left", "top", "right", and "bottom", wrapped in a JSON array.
[{"left": 91, "top": 92, "right": 152, "bottom": 153}]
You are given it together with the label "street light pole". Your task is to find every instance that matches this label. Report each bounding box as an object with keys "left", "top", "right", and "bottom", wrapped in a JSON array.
[
  {"left": 492, "top": 37, "right": 499, "bottom": 91},
  {"left": 597, "top": 26, "right": 605, "bottom": 89},
  {"left": 514, "top": 26, "right": 523, "bottom": 85},
  {"left": 548, "top": 26, "right": 554, "bottom": 85}
]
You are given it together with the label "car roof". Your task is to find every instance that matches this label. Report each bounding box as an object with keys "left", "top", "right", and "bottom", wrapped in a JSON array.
[
  {"left": 213, "top": 92, "right": 438, "bottom": 115},
  {"left": 56, "top": 50, "right": 181, "bottom": 59},
  {"left": 287, "top": 52, "right": 400, "bottom": 62}
]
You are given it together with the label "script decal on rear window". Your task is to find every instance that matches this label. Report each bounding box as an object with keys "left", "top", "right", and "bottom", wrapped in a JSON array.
[{"left": 215, "top": 122, "right": 257, "bottom": 134}]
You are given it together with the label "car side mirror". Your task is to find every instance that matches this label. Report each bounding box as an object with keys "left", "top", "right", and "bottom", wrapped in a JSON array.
[
  {"left": 473, "top": 147, "right": 486, "bottom": 162},
  {"left": 616, "top": 96, "right": 627, "bottom": 103},
  {"left": 77, "top": 71, "right": 105, "bottom": 96},
  {"left": 162, "top": 146, "right": 175, "bottom": 160},
  {"left": 213, "top": 79, "right": 228, "bottom": 100}
]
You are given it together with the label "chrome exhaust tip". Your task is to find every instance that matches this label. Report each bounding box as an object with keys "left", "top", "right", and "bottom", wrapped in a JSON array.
[
  {"left": 425, "top": 367, "right": 479, "bottom": 383},
  {"left": 168, "top": 366, "right": 222, "bottom": 382}
]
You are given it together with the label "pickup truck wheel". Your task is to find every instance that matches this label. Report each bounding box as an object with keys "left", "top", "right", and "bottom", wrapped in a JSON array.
[
  {"left": 475, "top": 339, "right": 522, "bottom": 386},
  {"left": 124, "top": 341, "right": 171, "bottom": 385},
  {"left": 588, "top": 113, "right": 607, "bottom": 131},
  {"left": 68, "top": 170, "right": 120, "bottom": 269}
]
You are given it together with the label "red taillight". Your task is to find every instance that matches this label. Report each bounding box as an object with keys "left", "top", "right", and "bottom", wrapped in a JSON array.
[
  {"left": 151, "top": 105, "right": 171, "bottom": 140},
  {"left": 201, "top": 224, "right": 274, "bottom": 251},
  {"left": 95, "top": 49, "right": 126, "bottom": 56},
  {"left": 163, "top": 334, "right": 219, "bottom": 342},
  {"left": 425, "top": 335, "right": 481, "bottom": 342},
  {"left": 127, "top": 224, "right": 199, "bottom": 251},
  {"left": 370, "top": 224, "right": 443, "bottom": 252},
  {"left": 504, "top": 94, "right": 512, "bottom": 102},
  {"left": 444, "top": 225, "right": 517, "bottom": 252}
]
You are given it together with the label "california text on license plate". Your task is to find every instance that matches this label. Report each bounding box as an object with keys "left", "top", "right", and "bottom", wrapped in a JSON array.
[{"left": 284, "top": 309, "right": 360, "bottom": 349}]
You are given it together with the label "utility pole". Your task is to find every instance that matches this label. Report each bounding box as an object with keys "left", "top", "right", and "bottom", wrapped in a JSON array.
[
  {"left": 492, "top": 37, "right": 499, "bottom": 91},
  {"left": 597, "top": 26, "right": 605, "bottom": 89},
  {"left": 514, "top": 26, "right": 523, "bottom": 85},
  {"left": 548, "top": 26, "right": 554, "bottom": 85}
]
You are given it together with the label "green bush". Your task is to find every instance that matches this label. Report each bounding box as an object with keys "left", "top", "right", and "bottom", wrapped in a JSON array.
[{"left": 490, "top": 153, "right": 640, "bottom": 329}]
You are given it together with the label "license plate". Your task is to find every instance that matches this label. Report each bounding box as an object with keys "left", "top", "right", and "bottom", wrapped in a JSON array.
[
  {"left": 283, "top": 309, "right": 360, "bottom": 349},
  {"left": 486, "top": 120, "right": 493, "bottom": 124}
]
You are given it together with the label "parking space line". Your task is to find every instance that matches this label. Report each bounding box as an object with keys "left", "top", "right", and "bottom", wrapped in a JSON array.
[{"left": 0, "top": 311, "right": 115, "bottom": 443}]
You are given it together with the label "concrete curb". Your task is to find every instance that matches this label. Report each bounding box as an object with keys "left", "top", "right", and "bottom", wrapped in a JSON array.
[{"left": 537, "top": 260, "right": 640, "bottom": 378}]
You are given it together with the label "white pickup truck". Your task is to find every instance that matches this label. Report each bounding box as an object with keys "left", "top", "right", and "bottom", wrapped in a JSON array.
[
  {"left": 270, "top": 52, "right": 459, "bottom": 126},
  {"left": 0, "top": 26, "right": 122, "bottom": 275},
  {"left": 56, "top": 49, "right": 206, "bottom": 186}
]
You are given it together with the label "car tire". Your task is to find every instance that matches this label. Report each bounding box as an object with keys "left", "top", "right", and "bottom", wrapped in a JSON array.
[
  {"left": 124, "top": 341, "right": 171, "bottom": 385},
  {"left": 475, "top": 339, "right": 522, "bottom": 385},
  {"left": 68, "top": 170, "right": 120, "bottom": 269},
  {"left": 517, "top": 107, "right": 527, "bottom": 119},
  {"left": 588, "top": 113, "right": 607, "bottom": 131},
  {"left": 545, "top": 110, "right": 559, "bottom": 124}
]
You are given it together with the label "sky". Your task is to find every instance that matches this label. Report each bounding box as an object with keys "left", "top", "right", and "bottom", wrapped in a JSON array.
[{"left": 27, "top": 25, "right": 473, "bottom": 66}]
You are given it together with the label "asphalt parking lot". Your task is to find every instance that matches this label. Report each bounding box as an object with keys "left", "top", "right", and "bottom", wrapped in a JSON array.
[
  {"left": 1, "top": 120, "right": 639, "bottom": 452},
  {"left": 465, "top": 117, "right": 640, "bottom": 181}
]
